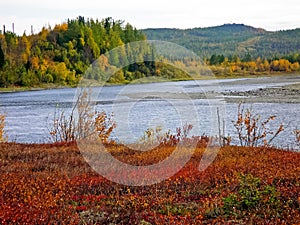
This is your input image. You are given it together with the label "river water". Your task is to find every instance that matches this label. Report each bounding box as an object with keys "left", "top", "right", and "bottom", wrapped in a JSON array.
[{"left": 0, "top": 76, "right": 299, "bottom": 149}]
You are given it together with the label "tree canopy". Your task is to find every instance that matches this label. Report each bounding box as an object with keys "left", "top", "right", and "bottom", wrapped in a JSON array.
[
  {"left": 0, "top": 16, "right": 147, "bottom": 87},
  {"left": 0, "top": 20, "right": 299, "bottom": 88}
]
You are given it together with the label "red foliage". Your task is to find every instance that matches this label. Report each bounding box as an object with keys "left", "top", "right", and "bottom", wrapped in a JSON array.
[{"left": 0, "top": 142, "right": 300, "bottom": 224}]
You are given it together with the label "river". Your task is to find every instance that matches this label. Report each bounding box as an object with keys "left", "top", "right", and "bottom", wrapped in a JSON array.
[{"left": 0, "top": 75, "right": 300, "bottom": 149}]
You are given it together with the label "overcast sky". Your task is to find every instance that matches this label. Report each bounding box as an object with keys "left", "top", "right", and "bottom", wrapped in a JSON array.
[{"left": 1, "top": 0, "right": 300, "bottom": 35}]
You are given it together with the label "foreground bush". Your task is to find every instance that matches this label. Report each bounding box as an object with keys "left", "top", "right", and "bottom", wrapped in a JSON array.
[
  {"left": 0, "top": 114, "right": 5, "bottom": 142},
  {"left": 232, "top": 103, "right": 284, "bottom": 147},
  {"left": 49, "top": 89, "right": 116, "bottom": 143}
]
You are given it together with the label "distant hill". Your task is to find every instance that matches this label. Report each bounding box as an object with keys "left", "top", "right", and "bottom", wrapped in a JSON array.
[{"left": 142, "top": 24, "right": 300, "bottom": 58}]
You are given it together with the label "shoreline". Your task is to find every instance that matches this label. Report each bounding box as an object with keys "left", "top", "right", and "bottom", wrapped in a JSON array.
[
  {"left": 122, "top": 74, "right": 300, "bottom": 104},
  {"left": 221, "top": 75, "right": 300, "bottom": 103},
  {"left": 0, "top": 72, "right": 299, "bottom": 94},
  {"left": 0, "top": 84, "right": 72, "bottom": 94}
]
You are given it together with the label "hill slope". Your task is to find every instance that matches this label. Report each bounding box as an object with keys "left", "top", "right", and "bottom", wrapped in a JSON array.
[{"left": 142, "top": 24, "right": 300, "bottom": 58}]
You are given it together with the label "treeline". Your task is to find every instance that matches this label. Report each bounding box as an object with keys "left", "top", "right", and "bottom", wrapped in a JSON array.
[
  {"left": 0, "top": 19, "right": 300, "bottom": 88},
  {"left": 207, "top": 54, "right": 300, "bottom": 75},
  {"left": 0, "top": 16, "right": 147, "bottom": 87}
]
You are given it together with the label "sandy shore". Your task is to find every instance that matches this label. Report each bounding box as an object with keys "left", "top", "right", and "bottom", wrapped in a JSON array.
[{"left": 123, "top": 74, "right": 300, "bottom": 103}]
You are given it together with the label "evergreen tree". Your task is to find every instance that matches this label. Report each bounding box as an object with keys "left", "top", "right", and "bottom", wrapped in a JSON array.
[{"left": 0, "top": 43, "right": 5, "bottom": 69}]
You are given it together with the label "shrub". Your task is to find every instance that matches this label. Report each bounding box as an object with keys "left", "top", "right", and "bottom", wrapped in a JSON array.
[
  {"left": 140, "top": 124, "right": 193, "bottom": 147},
  {"left": 294, "top": 129, "right": 300, "bottom": 146},
  {"left": 232, "top": 103, "right": 284, "bottom": 147},
  {"left": 0, "top": 114, "right": 5, "bottom": 142},
  {"left": 94, "top": 111, "right": 116, "bottom": 143},
  {"left": 49, "top": 89, "right": 116, "bottom": 143},
  {"left": 222, "top": 174, "right": 281, "bottom": 218}
]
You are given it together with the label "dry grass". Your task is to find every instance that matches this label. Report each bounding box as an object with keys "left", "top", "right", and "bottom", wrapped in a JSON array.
[
  {"left": 0, "top": 114, "right": 5, "bottom": 142},
  {"left": 49, "top": 89, "right": 116, "bottom": 143},
  {"left": 295, "top": 129, "right": 300, "bottom": 146}
]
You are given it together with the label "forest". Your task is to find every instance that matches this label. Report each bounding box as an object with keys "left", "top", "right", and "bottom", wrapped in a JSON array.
[
  {"left": 0, "top": 18, "right": 300, "bottom": 88},
  {"left": 143, "top": 23, "right": 300, "bottom": 58},
  {"left": 0, "top": 16, "right": 148, "bottom": 87}
]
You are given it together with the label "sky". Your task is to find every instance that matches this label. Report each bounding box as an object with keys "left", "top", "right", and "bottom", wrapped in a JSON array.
[{"left": 1, "top": 0, "right": 300, "bottom": 35}]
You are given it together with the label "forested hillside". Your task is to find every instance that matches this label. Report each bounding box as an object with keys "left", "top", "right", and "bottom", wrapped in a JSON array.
[
  {"left": 0, "top": 20, "right": 300, "bottom": 88},
  {"left": 0, "top": 16, "right": 147, "bottom": 87},
  {"left": 143, "top": 24, "right": 300, "bottom": 58}
]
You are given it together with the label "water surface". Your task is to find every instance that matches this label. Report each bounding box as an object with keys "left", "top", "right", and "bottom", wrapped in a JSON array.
[{"left": 0, "top": 76, "right": 299, "bottom": 149}]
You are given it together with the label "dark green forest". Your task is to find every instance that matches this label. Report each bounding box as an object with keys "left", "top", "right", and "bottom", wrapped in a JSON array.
[
  {"left": 143, "top": 23, "right": 300, "bottom": 59},
  {"left": 0, "top": 19, "right": 300, "bottom": 88}
]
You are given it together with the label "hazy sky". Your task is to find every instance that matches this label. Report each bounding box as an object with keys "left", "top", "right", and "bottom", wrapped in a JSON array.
[{"left": 1, "top": 0, "right": 300, "bottom": 35}]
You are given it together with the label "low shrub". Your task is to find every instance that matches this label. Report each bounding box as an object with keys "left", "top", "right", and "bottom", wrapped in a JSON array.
[
  {"left": 49, "top": 89, "right": 116, "bottom": 143},
  {"left": 232, "top": 103, "right": 284, "bottom": 147},
  {"left": 0, "top": 114, "right": 5, "bottom": 142},
  {"left": 222, "top": 174, "right": 282, "bottom": 219}
]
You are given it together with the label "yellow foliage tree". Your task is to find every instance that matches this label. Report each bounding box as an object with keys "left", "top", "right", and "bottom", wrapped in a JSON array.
[
  {"left": 30, "top": 57, "right": 40, "bottom": 70},
  {"left": 54, "top": 23, "right": 68, "bottom": 32},
  {"left": 20, "top": 35, "right": 31, "bottom": 64},
  {"left": 270, "top": 60, "right": 280, "bottom": 71},
  {"left": 244, "top": 61, "right": 257, "bottom": 73},
  {"left": 290, "top": 62, "right": 300, "bottom": 71},
  {"left": 278, "top": 59, "right": 290, "bottom": 72},
  {"left": 263, "top": 59, "right": 270, "bottom": 71},
  {"left": 53, "top": 62, "right": 69, "bottom": 83}
]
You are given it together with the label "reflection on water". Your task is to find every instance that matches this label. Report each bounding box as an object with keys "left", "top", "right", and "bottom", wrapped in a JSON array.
[{"left": 0, "top": 77, "right": 299, "bottom": 149}]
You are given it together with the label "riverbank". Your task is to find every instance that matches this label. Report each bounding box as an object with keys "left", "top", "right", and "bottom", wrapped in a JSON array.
[
  {"left": 1, "top": 72, "right": 299, "bottom": 94},
  {"left": 122, "top": 74, "right": 300, "bottom": 104},
  {"left": 0, "top": 83, "right": 72, "bottom": 93},
  {"left": 0, "top": 142, "right": 299, "bottom": 224},
  {"left": 221, "top": 75, "right": 300, "bottom": 103}
]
